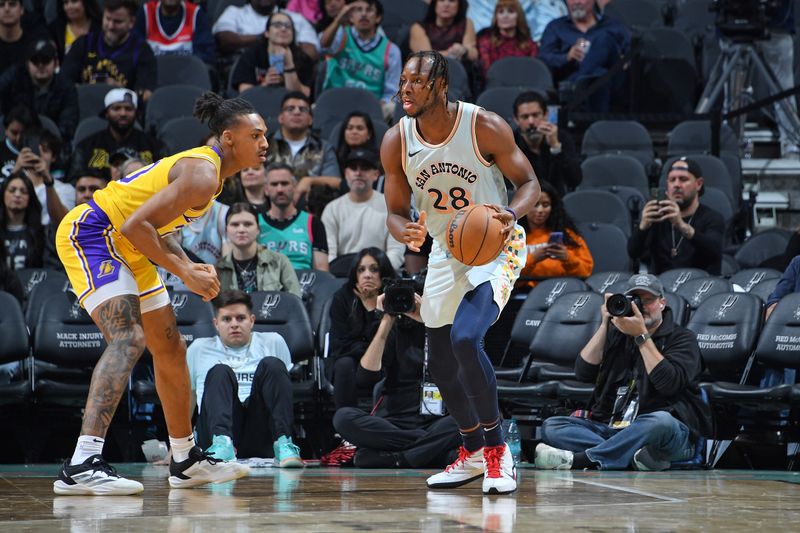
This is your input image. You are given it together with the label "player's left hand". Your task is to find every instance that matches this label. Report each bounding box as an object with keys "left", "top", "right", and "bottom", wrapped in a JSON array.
[{"left": 485, "top": 204, "right": 515, "bottom": 239}]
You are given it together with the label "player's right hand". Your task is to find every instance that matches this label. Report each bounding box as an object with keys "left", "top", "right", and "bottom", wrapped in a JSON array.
[
  {"left": 638, "top": 200, "right": 661, "bottom": 230},
  {"left": 182, "top": 263, "right": 220, "bottom": 302},
  {"left": 403, "top": 211, "right": 427, "bottom": 253}
]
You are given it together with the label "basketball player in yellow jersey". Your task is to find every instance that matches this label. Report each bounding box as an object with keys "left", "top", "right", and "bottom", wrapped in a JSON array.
[
  {"left": 52, "top": 93, "right": 267, "bottom": 495},
  {"left": 382, "top": 51, "right": 540, "bottom": 495}
]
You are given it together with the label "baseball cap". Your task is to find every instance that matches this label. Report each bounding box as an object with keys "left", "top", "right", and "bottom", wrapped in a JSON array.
[
  {"left": 669, "top": 156, "right": 702, "bottom": 179},
  {"left": 27, "top": 39, "right": 57, "bottom": 63},
  {"left": 103, "top": 88, "right": 138, "bottom": 112},
  {"left": 625, "top": 274, "right": 664, "bottom": 298},
  {"left": 345, "top": 148, "right": 379, "bottom": 169}
]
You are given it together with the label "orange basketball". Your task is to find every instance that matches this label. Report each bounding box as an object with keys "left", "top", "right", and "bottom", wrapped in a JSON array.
[{"left": 446, "top": 205, "right": 507, "bottom": 266}]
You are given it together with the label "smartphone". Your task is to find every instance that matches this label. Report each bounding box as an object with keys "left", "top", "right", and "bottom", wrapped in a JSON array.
[
  {"left": 548, "top": 231, "right": 564, "bottom": 245},
  {"left": 547, "top": 106, "right": 559, "bottom": 125},
  {"left": 269, "top": 54, "right": 285, "bottom": 74},
  {"left": 650, "top": 187, "right": 666, "bottom": 203},
  {"left": 24, "top": 135, "right": 40, "bottom": 156}
]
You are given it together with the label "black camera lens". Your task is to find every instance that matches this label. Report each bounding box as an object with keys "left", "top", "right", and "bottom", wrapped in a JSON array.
[{"left": 606, "top": 293, "right": 642, "bottom": 317}]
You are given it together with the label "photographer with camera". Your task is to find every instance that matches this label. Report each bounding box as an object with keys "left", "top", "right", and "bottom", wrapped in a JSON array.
[
  {"left": 627, "top": 157, "right": 724, "bottom": 275},
  {"left": 534, "top": 274, "right": 712, "bottom": 471}
]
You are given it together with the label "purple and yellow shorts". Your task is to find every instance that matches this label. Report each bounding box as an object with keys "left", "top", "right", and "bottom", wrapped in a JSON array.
[{"left": 55, "top": 200, "right": 169, "bottom": 316}]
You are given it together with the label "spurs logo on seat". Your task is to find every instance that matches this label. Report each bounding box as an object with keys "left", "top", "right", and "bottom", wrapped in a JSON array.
[
  {"left": 744, "top": 272, "right": 765, "bottom": 292},
  {"left": 568, "top": 295, "right": 591, "bottom": 318},
  {"left": 691, "top": 280, "right": 715, "bottom": 306},
  {"left": 599, "top": 273, "right": 621, "bottom": 293},
  {"left": 546, "top": 281, "right": 568, "bottom": 306},
  {"left": 26, "top": 270, "right": 47, "bottom": 293},
  {"left": 298, "top": 272, "right": 316, "bottom": 291},
  {"left": 715, "top": 295, "right": 738, "bottom": 318},
  {"left": 259, "top": 294, "right": 281, "bottom": 318},
  {"left": 670, "top": 271, "right": 695, "bottom": 292},
  {"left": 171, "top": 294, "right": 188, "bottom": 315}
]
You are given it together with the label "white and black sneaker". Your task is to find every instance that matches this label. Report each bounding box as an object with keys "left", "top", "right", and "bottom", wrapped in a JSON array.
[
  {"left": 53, "top": 455, "right": 144, "bottom": 496},
  {"left": 426, "top": 446, "right": 485, "bottom": 489},
  {"left": 169, "top": 446, "right": 250, "bottom": 488}
]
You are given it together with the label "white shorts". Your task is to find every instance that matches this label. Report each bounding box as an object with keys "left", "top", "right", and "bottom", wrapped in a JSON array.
[{"left": 421, "top": 225, "right": 527, "bottom": 328}]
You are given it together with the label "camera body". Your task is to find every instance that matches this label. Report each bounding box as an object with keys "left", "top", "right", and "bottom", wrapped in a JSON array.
[
  {"left": 383, "top": 272, "right": 425, "bottom": 315},
  {"left": 606, "top": 293, "right": 642, "bottom": 317},
  {"left": 712, "top": 0, "right": 779, "bottom": 42}
]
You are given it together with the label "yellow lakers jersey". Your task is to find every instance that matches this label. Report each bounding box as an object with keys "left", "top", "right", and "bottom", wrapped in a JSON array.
[{"left": 92, "top": 146, "right": 223, "bottom": 237}]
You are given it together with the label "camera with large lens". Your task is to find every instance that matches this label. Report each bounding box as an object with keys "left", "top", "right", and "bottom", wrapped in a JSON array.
[
  {"left": 383, "top": 271, "right": 426, "bottom": 315},
  {"left": 606, "top": 293, "right": 642, "bottom": 317},
  {"left": 712, "top": 0, "right": 779, "bottom": 42}
]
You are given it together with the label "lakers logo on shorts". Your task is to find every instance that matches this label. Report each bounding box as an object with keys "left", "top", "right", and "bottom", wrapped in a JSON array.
[{"left": 97, "top": 260, "right": 116, "bottom": 279}]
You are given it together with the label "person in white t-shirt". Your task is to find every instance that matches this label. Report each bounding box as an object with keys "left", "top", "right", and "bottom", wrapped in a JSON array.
[
  {"left": 187, "top": 289, "right": 304, "bottom": 467},
  {"left": 212, "top": 0, "right": 320, "bottom": 59}
]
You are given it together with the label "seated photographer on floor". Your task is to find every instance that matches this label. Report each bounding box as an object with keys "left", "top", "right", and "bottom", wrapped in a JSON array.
[
  {"left": 535, "top": 274, "right": 712, "bottom": 471},
  {"left": 332, "top": 273, "right": 461, "bottom": 469}
]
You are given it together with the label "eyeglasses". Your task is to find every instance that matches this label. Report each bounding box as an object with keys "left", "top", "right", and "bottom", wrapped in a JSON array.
[
  {"left": 282, "top": 105, "right": 310, "bottom": 114},
  {"left": 269, "top": 21, "right": 292, "bottom": 30},
  {"left": 0, "top": 0, "right": 20, "bottom": 7}
]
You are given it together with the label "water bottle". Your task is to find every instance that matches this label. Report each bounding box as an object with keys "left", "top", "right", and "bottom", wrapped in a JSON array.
[{"left": 506, "top": 418, "right": 522, "bottom": 464}]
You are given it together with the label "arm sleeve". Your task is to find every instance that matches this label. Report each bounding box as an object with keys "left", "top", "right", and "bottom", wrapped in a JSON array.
[
  {"left": 689, "top": 208, "right": 724, "bottom": 268},
  {"left": 310, "top": 214, "right": 328, "bottom": 253},
  {"left": 192, "top": 7, "right": 217, "bottom": 64},
  {"left": 647, "top": 330, "right": 702, "bottom": 398},
  {"left": 575, "top": 351, "right": 600, "bottom": 382},
  {"left": 212, "top": 6, "right": 238, "bottom": 34},
  {"left": 382, "top": 42, "right": 402, "bottom": 102},
  {"left": 279, "top": 255, "right": 302, "bottom": 297},
  {"left": 386, "top": 232, "right": 406, "bottom": 270},
  {"left": 328, "top": 290, "right": 369, "bottom": 360},
  {"left": 321, "top": 204, "right": 338, "bottom": 261},
  {"left": 627, "top": 224, "right": 651, "bottom": 260},
  {"left": 537, "top": 22, "right": 569, "bottom": 70},
  {"left": 319, "top": 141, "right": 341, "bottom": 177},
  {"left": 323, "top": 26, "right": 345, "bottom": 55},
  {"left": 767, "top": 256, "right": 800, "bottom": 306}
]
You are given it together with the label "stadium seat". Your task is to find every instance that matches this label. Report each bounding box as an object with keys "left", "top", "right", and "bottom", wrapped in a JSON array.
[
  {"left": 158, "top": 116, "right": 210, "bottom": 153},
  {"left": 721, "top": 253, "right": 740, "bottom": 277},
  {"left": 76, "top": 83, "right": 114, "bottom": 123},
  {"left": 564, "top": 190, "right": 632, "bottom": 237},
  {"left": 585, "top": 271, "right": 631, "bottom": 294},
  {"left": 581, "top": 120, "right": 654, "bottom": 169},
  {"left": 579, "top": 154, "right": 650, "bottom": 199},
  {"left": 0, "top": 292, "right": 31, "bottom": 406},
  {"left": 294, "top": 268, "right": 346, "bottom": 337},
  {"left": 667, "top": 120, "right": 739, "bottom": 157},
  {"left": 24, "top": 272, "right": 71, "bottom": 333},
  {"left": 476, "top": 87, "right": 529, "bottom": 124},
  {"left": 39, "top": 114, "right": 61, "bottom": 140},
  {"left": 313, "top": 88, "right": 385, "bottom": 141},
  {"left": 496, "top": 277, "right": 589, "bottom": 379},
  {"left": 637, "top": 28, "right": 697, "bottom": 114},
  {"left": 327, "top": 119, "right": 389, "bottom": 149},
  {"left": 673, "top": 276, "right": 733, "bottom": 312},
  {"left": 329, "top": 253, "right": 357, "bottom": 278},
  {"left": 746, "top": 277, "right": 780, "bottom": 304},
  {"left": 729, "top": 268, "right": 783, "bottom": 292},
  {"left": 445, "top": 56, "right": 471, "bottom": 102},
  {"left": 156, "top": 54, "right": 212, "bottom": 90},
  {"left": 577, "top": 222, "right": 631, "bottom": 273},
  {"left": 238, "top": 86, "right": 287, "bottom": 124},
  {"left": 144, "top": 85, "right": 206, "bottom": 134},
  {"left": 659, "top": 268, "right": 710, "bottom": 293},
  {"left": 700, "top": 186, "right": 735, "bottom": 233},
  {"left": 673, "top": 0, "right": 716, "bottom": 43},
  {"left": 73, "top": 117, "right": 108, "bottom": 147},
  {"left": 660, "top": 154, "right": 739, "bottom": 209},
  {"left": 734, "top": 228, "right": 793, "bottom": 269},
  {"left": 16, "top": 268, "right": 67, "bottom": 300},
  {"left": 485, "top": 57, "right": 553, "bottom": 93},
  {"left": 604, "top": 0, "right": 664, "bottom": 30},
  {"left": 665, "top": 292, "right": 690, "bottom": 326}
]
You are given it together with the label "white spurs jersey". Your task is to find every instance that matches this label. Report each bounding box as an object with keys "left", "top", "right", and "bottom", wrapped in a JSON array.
[{"left": 400, "top": 102, "right": 507, "bottom": 247}]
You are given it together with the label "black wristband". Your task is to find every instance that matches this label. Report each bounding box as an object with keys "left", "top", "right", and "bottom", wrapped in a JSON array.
[{"left": 284, "top": 68, "right": 296, "bottom": 73}]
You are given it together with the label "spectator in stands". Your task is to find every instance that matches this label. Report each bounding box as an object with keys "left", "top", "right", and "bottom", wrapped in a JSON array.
[
  {"left": 0, "top": 39, "right": 79, "bottom": 144},
  {"left": 134, "top": 0, "right": 215, "bottom": 65},
  {"left": 0, "top": 0, "right": 48, "bottom": 77},
  {"left": 539, "top": 0, "right": 630, "bottom": 112},
  {"left": 231, "top": 11, "right": 314, "bottom": 96},
  {"left": 535, "top": 273, "right": 713, "bottom": 471},
  {"left": 315, "top": 0, "right": 343, "bottom": 32},
  {"left": 188, "top": 289, "right": 304, "bottom": 467},
  {"left": 73, "top": 169, "right": 108, "bottom": 205},
  {"left": 334, "top": 111, "right": 378, "bottom": 175},
  {"left": 213, "top": 0, "right": 320, "bottom": 60},
  {"left": 288, "top": 0, "right": 322, "bottom": 24},
  {"left": 14, "top": 131, "right": 75, "bottom": 226},
  {"left": 0, "top": 172, "right": 45, "bottom": 269},
  {"left": 259, "top": 162, "right": 329, "bottom": 271},
  {"left": 328, "top": 247, "right": 396, "bottom": 410},
  {"left": 476, "top": 0, "right": 538, "bottom": 78},
  {"left": 216, "top": 202, "right": 301, "bottom": 296},
  {"left": 410, "top": 0, "right": 478, "bottom": 91},
  {"left": 319, "top": 0, "right": 401, "bottom": 120},
  {"left": 628, "top": 157, "right": 724, "bottom": 276},
  {"left": 239, "top": 164, "right": 269, "bottom": 215},
  {"left": 468, "top": 0, "right": 565, "bottom": 41},
  {"left": 322, "top": 148, "right": 405, "bottom": 270},
  {"left": 48, "top": 0, "right": 102, "bottom": 60},
  {"left": 512, "top": 91, "right": 581, "bottom": 197},
  {"left": 0, "top": 105, "right": 39, "bottom": 179},
  {"left": 519, "top": 181, "right": 593, "bottom": 287},
  {"left": 181, "top": 200, "right": 229, "bottom": 265},
  {"left": 266, "top": 91, "right": 342, "bottom": 203},
  {"left": 61, "top": 0, "right": 158, "bottom": 102},
  {"left": 333, "top": 282, "right": 462, "bottom": 468},
  {"left": 117, "top": 155, "right": 145, "bottom": 179},
  {"left": 68, "top": 88, "right": 163, "bottom": 180}
]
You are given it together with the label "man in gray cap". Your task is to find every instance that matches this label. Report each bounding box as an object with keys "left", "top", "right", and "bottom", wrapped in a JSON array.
[
  {"left": 534, "top": 273, "right": 712, "bottom": 472},
  {"left": 628, "top": 156, "right": 724, "bottom": 275}
]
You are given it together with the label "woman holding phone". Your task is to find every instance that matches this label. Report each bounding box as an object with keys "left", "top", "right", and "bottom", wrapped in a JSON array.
[{"left": 518, "top": 181, "right": 593, "bottom": 287}]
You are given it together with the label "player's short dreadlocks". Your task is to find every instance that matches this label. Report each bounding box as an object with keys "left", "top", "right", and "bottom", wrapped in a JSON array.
[{"left": 396, "top": 50, "right": 449, "bottom": 102}]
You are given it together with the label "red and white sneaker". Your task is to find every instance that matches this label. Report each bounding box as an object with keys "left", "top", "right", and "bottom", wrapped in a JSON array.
[
  {"left": 320, "top": 440, "right": 356, "bottom": 466},
  {"left": 482, "top": 444, "right": 517, "bottom": 495},
  {"left": 426, "top": 446, "right": 485, "bottom": 489}
]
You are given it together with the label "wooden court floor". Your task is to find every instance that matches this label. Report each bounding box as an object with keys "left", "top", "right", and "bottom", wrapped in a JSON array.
[{"left": 1, "top": 464, "right": 799, "bottom": 532}]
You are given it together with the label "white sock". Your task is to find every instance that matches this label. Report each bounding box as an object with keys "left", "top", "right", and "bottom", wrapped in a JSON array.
[
  {"left": 70, "top": 435, "right": 104, "bottom": 466},
  {"left": 169, "top": 434, "right": 195, "bottom": 462}
]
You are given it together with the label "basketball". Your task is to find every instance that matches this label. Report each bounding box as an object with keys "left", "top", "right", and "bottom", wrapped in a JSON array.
[{"left": 446, "top": 205, "right": 507, "bottom": 266}]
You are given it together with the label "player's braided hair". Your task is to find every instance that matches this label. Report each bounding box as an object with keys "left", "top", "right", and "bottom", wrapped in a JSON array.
[
  {"left": 395, "top": 50, "right": 449, "bottom": 102},
  {"left": 193, "top": 92, "right": 258, "bottom": 136}
]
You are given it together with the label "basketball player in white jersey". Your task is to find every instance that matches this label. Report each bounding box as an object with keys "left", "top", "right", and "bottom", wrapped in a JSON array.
[{"left": 382, "top": 51, "right": 540, "bottom": 495}]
